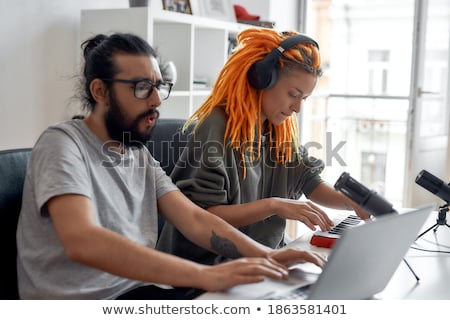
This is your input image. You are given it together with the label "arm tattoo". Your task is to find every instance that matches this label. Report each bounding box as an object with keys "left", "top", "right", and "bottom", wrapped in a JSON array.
[{"left": 210, "top": 231, "right": 243, "bottom": 259}]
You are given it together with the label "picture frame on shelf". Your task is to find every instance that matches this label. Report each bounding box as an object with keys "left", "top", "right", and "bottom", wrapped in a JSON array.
[
  {"left": 162, "top": 0, "right": 192, "bottom": 14},
  {"left": 192, "top": 0, "right": 236, "bottom": 22}
]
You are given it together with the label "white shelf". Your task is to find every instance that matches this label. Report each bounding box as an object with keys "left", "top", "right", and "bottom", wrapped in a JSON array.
[
  {"left": 80, "top": 7, "right": 254, "bottom": 119},
  {"left": 152, "top": 8, "right": 246, "bottom": 31}
]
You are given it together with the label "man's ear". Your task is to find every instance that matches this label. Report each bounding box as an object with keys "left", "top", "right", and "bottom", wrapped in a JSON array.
[{"left": 90, "top": 78, "right": 109, "bottom": 105}]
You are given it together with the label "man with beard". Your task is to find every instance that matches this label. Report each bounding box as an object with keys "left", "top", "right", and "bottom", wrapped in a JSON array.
[{"left": 15, "top": 33, "right": 325, "bottom": 299}]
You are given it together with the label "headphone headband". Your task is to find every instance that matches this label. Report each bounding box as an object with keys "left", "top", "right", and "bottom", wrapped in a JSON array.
[
  {"left": 278, "top": 34, "right": 319, "bottom": 52},
  {"left": 247, "top": 33, "right": 319, "bottom": 90}
]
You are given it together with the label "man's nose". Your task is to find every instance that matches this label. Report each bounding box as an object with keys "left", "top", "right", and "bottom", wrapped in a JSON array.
[{"left": 148, "top": 87, "right": 162, "bottom": 107}]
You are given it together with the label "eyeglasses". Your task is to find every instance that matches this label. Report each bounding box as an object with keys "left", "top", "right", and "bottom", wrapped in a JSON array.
[{"left": 101, "top": 78, "right": 173, "bottom": 101}]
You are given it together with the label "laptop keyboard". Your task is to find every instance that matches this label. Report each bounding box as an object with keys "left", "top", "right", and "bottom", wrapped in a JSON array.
[{"left": 265, "top": 285, "right": 312, "bottom": 300}]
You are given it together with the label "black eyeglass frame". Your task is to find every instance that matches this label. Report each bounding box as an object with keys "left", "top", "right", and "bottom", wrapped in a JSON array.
[{"left": 101, "top": 78, "right": 173, "bottom": 101}]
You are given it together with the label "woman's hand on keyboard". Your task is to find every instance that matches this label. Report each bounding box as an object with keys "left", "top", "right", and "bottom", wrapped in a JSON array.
[
  {"left": 345, "top": 198, "right": 372, "bottom": 220},
  {"left": 268, "top": 198, "right": 334, "bottom": 231}
]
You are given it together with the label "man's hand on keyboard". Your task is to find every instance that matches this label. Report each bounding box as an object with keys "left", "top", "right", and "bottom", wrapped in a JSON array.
[{"left": 267, "top": 247, "right": 327, "bottom": 268}]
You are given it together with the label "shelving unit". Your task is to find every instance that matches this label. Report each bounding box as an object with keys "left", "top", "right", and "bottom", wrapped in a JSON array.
[{"left": 80, "top": 6, "right": 252, "bottom": 119}]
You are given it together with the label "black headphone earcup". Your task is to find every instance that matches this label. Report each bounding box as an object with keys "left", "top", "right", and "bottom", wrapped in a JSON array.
[
  {"left": 246, "top": 33, "right": 319, "bottom": 90},
  {"left": 247, "top": 57, "right": 278, "bottom": 90}
]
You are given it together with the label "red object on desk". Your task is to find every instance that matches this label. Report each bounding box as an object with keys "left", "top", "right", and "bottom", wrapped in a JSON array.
[
  {"left": 310, "top": 215, "right": 362, "bottom": 248},
  {"left": 310, "top": 232, "right": 340, "bottom": 248}
]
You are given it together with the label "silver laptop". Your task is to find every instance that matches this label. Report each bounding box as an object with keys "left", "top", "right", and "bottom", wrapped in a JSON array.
[{"left": 198, "top": 204, "right": 433, "bottom": 300}]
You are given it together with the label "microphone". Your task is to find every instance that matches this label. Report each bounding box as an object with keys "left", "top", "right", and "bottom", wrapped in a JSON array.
[
  {"left": 415, "top": 169, "right": 450, "bottom": 203},
  {"left": 334, "top": 172, "right": 397, "bottom": 216},
  {"left": 334, "top": 172, "right": 419, "bottom": 282}
]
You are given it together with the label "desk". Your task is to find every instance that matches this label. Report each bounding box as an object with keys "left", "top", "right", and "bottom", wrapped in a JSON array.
[{"left": 199, "top": 210, "right": 450, "bottom": 300}]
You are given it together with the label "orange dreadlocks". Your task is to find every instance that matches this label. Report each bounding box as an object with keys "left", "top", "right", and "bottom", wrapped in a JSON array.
[{"left": 184, "top": 28, "right": 322, "bottom": 177}]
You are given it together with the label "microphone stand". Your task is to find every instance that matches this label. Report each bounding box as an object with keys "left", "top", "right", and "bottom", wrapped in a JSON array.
[
  {"left": 416, "top": 204, "right": 450, "bottom": 240},
  {"left": 405, "top": 203, "right": 450, "bottom": 282},
  {"left": 402, "top": 258, "right": 420, "bottom": 281}
]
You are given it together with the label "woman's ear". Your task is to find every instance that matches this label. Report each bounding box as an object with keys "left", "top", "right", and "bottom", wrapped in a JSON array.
[{"left": 90, "top": 78, "right": 109, "bottom": 106}]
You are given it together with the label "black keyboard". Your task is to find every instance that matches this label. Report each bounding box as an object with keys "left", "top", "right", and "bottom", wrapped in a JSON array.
[{"left": 328, "top": 215, "right": 361, "bottom": 235}]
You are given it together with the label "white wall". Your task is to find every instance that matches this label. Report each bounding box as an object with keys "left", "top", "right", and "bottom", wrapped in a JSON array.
[{"left": 0, "top": 0, "right": 129, "bottom": 150}]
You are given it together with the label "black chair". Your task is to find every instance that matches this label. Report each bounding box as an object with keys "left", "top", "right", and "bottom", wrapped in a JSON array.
[
  {"left": 148, "top": 118, "right": 191, "bottom": 176},
  {"left": 0, "top": 148, "right": 32, "bottom": 299},
  {"left": 147, "top": 118, "right": 192, "bottom": 234}
]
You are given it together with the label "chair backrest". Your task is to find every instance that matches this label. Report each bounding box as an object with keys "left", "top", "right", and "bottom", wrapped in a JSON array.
[
  {"left": 147, "top": 119, "right": 192, "bottom": 233},
  {"left": 0, "top": 148, "right": 32, "bottom": 299},
  {"left": 148, "top": 118, "right": 191, "bottom": 176}
]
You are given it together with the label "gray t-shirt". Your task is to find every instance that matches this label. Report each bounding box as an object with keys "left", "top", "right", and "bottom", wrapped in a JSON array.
[{"left": 16, "top": 119, "right": 178, "bottom": 299}]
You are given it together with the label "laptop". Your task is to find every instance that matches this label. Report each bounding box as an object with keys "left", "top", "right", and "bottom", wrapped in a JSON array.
[{"left": 198, "top": 204, "right": 433, "bottom": 300}]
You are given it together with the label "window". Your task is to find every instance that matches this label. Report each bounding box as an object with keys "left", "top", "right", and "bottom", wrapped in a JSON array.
[
  {"left": 368, "top": 49, "right": 390, "bottom": 95},
  {"left": 302, "top": 0, "right": 415, "bottom": 208}
]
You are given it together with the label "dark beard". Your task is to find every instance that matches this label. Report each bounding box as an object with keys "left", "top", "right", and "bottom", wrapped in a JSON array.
[{"left": 104, "top": 90, "right": 159, "bottom": 149}]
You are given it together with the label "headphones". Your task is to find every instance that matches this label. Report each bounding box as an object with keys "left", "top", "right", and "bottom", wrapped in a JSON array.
[{"left": 247, "top": 34, "right": 319, "bottom": 90}]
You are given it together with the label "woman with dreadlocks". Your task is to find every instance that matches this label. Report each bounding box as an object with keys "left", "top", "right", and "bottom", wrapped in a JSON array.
[{"left": 157, "top": 28, "right": 370, "bottom": 265}]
